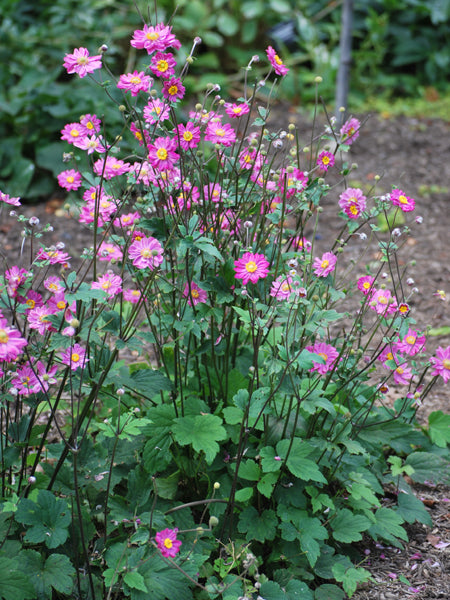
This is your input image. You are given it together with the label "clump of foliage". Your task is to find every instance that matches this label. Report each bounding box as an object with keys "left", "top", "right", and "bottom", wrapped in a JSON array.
[{"left": 0, "top": 13, "right": 449, "bottom": 600}]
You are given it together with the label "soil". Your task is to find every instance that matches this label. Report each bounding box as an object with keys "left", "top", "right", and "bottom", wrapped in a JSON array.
[{"left": 1, "top": 107, "right": 449, "bottom": 599}]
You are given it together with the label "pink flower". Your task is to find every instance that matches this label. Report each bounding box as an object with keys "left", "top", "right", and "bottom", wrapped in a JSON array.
[
  {"left": 291, "top": 236, "right": 312, "bottom": 253},
  {"left": 97, "top": 242, "right": 123, "bottom": 262},
  {"left": 150, "top": 52, "right": 177, "bottom": 79},
  {"left": 155, "top": 528, "right": 182, "bottom": 558},
  {"left": 390, "top": 189, "right": 415, "bottom": 212},
  {"left": 162, "top": 77, "right": 185, "bottom": 102},
  {"left": 35, "top": 247, "right": 71, "bottom": 265},
  {"left": 395, "top": 329, "right": 426, "bottom": 356},
  {"left": 270, "top": 276, "right": 294, "bottom": 300},
  {"left": 123, "top": 288, "right": 142, "bottom": 303},
  {"left": 147, "top": 137, "right": 179, "bottom": 171},
  {"left": 306, "top": 342, "right": 339, "bottom": 375},
  {"left": 175, "top": 122, "right": 201, "bottom": 150},
  {"left": 266, "top": 46, "right": 289, "bottom": 76},
  {"left": 44, "top": 277, "right": 65, "bottom": 294},
  {"left": 117, "top": 71, "right": 152, "bottom": 96},
  {"left": 11, "top": 365, "right": 39, "bottom": 396},
  {"left": 74, "top": 135, "right": 106, "bottom": 155},
  {"left": 0, "top": 190, "right": 21, "bottom": 206},
  {"left": 234, "top": 252, "right": 270, "bottom": 285},
  {"left": 63, "top": 47, "right": 102, "bottom": 78},
  {"left": 130, "top": 23, "right": 181, "bottom": 54},
  {"left": 143, "top": 98, "right": 170, "bottom": 124},
  {"left": 60, "top": 343, "right": 88, "bottom": 371},
  {"left": 224, "top": 102, "right": 250, "bottom": 118},
  {"left": 113, "top": 212, "right": 140, "bottom": 229},
  {"left": 183, "top": 282, "right": 208, "bottom": 306},
  {"left": 5, "top": 266, "right": 30, "bottom": 296},
  {"left": 393, "top": 362, "right": 413, "bottom": 385},
  {"left": 340, "top": 117, "right": 360, "bottom": 145},
  {"left": 370, "top": 289, "right": 397, "bottom": 315},
  {"left": 128, "top": 236, "right": 164, "bottom": 270},
  {"left": 317, "top": 151, "right": 335, "bottom": 171},
  {"left": 19, "top": 290, "right": 43, "bottom": 313},
  {"left": 93, "top": 156, "right": 130, "bottom": 180},
  {"left": 313, "top": 252, "right": 337, "bottom": 277},
  {"left": 130, "top": 122, "right": 150, "bottom": 146},
  {"left": 80, "top": 113, "right": 101, "bottom": 135},
  {"left": 203, "top": 183, "right": 226, "bottom": 203},
  {"left": 339, "top": 188, "right": 367, "bottom": 219},
  {"left": 91, "top": 272, "right": 123, "bottom": 297},
  {"left": 205, "top": 122, "right": 236, "bottom": 147},
  {"left": 0, "top": 318, "right": 27, "bottom": 362},
  {"left": 278, "top": 168, "right": 308, "bottom": 199},
  {"left": 27, "top": 306, "right": 56, "bottom": 335},
  {"left": 357, "top": 275, "right": 375, "bottom": 295},
  {"left": 61, "top": 122, "right": 86, "bottom": 145},
  {"left": 57, "top": 169, "right": 82, "bottom": 191},
  {"left": 430, "top": 346, "right": 450, "bottom": 383}
]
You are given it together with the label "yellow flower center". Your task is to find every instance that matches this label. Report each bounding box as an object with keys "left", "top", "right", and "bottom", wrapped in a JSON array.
[
  {"left": 233, "top": 106, "right": 242, "bottom": 114},
  {"left": 443, "top": 359, "right": 450, "bottom": 370},
  {"left": 281, "top": 283, "right": 290, "bottom": 292},
  {"left": 163, "top": 538, "right": 173, "bottom": 549},
  {"left": 70, "top": 129, "right": 80, "bottom": 137},
  {"left": 156, "top": 148, "right": 168, "bottom": 160},
  {"left": 215, "top": 128, "right": 225, "bottom": 137},
  {"left": 146, "top": 31, "right": 159, "bottom": 40},
  {"left": 245, "top": 261, "right": 257, "bottom": 273},
  {"left": 378, "top": 295, "right": 388, "bottom": 304},
  {"left": 130, "top": 76, "right": 141, "bottom": 84},
  {"left": 76, "top": 56, "right": 89, "bottom": 66},
  {"left": 349, "top": 204, "right": 359, "bottom": 215},
  {"left": 183, "top": 131, "right": 193, "bottom": 141},
  {"left": 72, "top": 353, "right": 80, "bottom": 362},
  {"left": 0, "top": 329, "right": 9, "bottom": 344},
  {"left": 396, "top": 367, "right": 404, "bottom": 375},
  {"left": 26, "top": 299, "right": 35, "bottom": 308},
  {"left": 363, "top": 282, "right": 370, "bottom": 289},
  {"left": 322, "top": 156, "right": 330, "bottom": 165},
  {"left": 86, "top": 121, "right": 94, "bottom": 130},
  {"left": 386, "top": 352, "right": 393, "bottom": 360},
  {"left": 141, "top": 249, "right": 151, "bottom": 258},
  {"left": 191, "top": 289, "right": 199, "bottom": 298},
  {"left": 67, "top": 176, "right": 74, "bottom": 183},
  {"left": 318, "top": 352, "right": 328, "bottom": 361},
  {"left": 168, "top": 85, "right": 178, "bottom": 96},
  {"left": 57, "top": 301, "right": 66, "bottom": 310},
  {"left": 405, "top": 335, "right": 416, "bottom": 345},
  {"left": 321, "top": 260, "right": 329, "bottom": 269},
  {"left": 102, "top": 281, "right": 112, "bottom": 289},
  {"left": 157, "top": 60, "right": 169, "bottom": 72},
  {"left": 399, "top": 195, "right": 408, "bottom": 204},
  {"left": 274, "top": 54, "right": 283, "bottom": 65}
]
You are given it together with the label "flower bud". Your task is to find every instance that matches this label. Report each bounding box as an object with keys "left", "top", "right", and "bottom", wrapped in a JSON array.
[
  {"left": 209, "top": 516, "right": 219, "bottom": 528},
  {"left": 213, "top": 482, "right": 220, "bottom": 490}
]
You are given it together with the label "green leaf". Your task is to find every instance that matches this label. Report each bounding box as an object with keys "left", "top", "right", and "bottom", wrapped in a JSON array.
[
  {"left": 259, "top": 580, "right": 286, "bottom": 600},
  {"left": 21, "top": 550, "right": 75, "bottom": 597},
  {"left": 172, "top": 414, "right": 227, "bottom": 464},
  {"left": 124, "top": 571, "right": 148, "bottom": 593},
  {"left": 257, "top": 471, "right": 279, "bottom": 498},
  {"left": 405, "top": 451, "right": 450, "bottom": 485},
  {"left": 15, "top": 490, "right": 71, "bottom": 549},
  {"left": 428, "top": 410, "right": 450, "bottom": 448},
  {"left": 0, "top": 557, "right": 35, "bottom": 600},
  {"left": 237, "top": 459, "right": 261, "bottom": 481},
  {"left": 216, "top": 13, "right": 239, "bottom": 36},
  {"left": 235, "top": 487, "right": 254, "bottom": 502},
  {"left": 155, "top": 471, "right": 180, "bottom": 500},
  {"left": 130, "top": 369, "right": 173, "bottom": 398},
  {"left": 397, "top": 492, "right": 432, "bottom": 526},
  {"left": 132, "top": 554, "right": 193, "bottom": 600},
  {"left": 314, "top": 583, "right": 346, "bottom": 600},
  {"left": 368, "top": 507, "right": 408, "bottom": 547},
  {"left": 277, "top": 439, "right": 327, "bottom": 483},
  {"left": 285, "top": 579, "right": 313, "bottom": 599},
  {"left": 331, "top": 509, "right": 372, "bottom": 543},
  {"left": 238, "top": 506, "right": 278, "bottom": 542},
  {"left": 332, "top": 563, "right": 372, "bottom": 598}
]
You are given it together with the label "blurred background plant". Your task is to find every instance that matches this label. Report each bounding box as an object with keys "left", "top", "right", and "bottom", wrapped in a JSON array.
[{"left": 1, "top": 0, "right": 449, "bottom": 200}]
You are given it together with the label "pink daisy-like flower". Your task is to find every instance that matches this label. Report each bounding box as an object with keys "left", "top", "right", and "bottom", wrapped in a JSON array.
[
  {"left": 183, "top": 282, "right": 208, "bottom": 306},
  {"left": 340, "top": 117, "right": 360, "bottom": 146},
  {"left": 270, "top": 276, "right": 295, "bottom": 300},
  {"left": 266, "top": 46, "right": 289, "bottom": 76},
  {"left": 93, "top": 156, "right": 130, "bottom": 180},
  {"left": 148, "top": 136, "right": 179, "bottom": 171},
  {"left": 123, "top": 288, "right": 142, "bottom": 303},
  {"left": 63, "top": 47, "right": 102, "bottom": 78},
  {"left": 291, "top": 236, "right": 312, "bottom": 253},
  {"left": 393, "top": 362, "right": 413, "bottom": 385},
  {"left": 44, "top": 276, "right": 65, "bottom": 294},
  {"left": 19, "top": 289, "right": 43, "bottom": 313},
  {"left": 60, "top": 343, "right": 88, "bottom": 371},
  {"left": 57, "top": 169, "right": 82, "bottom": 191},
  {"left": 155, "top": 528, "right": 182, "bottom": 558},
  {"left": 306, "top": 341, "right": 339, "bottom": 375},
  {"left": 234, "top": 252, "right": 270, "bottom": 285},
  {"left": 34, "top": 361, "right": 59, "bottom": 392},
  {"left": 395, "top": 328, "right": 426, "bottom": 356},
  {"left": 278, "top": 168, "right": 309, "bottom": 199},
  {"left": 97, "top": 242, "right": 123, "bottom": 262},
  {"left": 113, "top": 211, "right": 140, "bottom": 229},
  {"left": 313, "top": 252, "right": 337, "bottom": 277},
  {"left": 130, "top": 23, "right": 181, "bottom": 54},
  {"left": 339, "top": 188, "right": 367, "bottom": 219},
  {"left": 11, "top": 365, "right": 39, "bottom": 396},
  {"left": 27, "top": 305, "right": 56, "bottom": 335},
  {"left": 61, "top": 122, "right": 86, "bottom": 145},
  {"left": 317, "top": 151, "right": 335, "bottom": 172},
  {"left": 5, "top": 266, "right": 30, "bottom": 297},
  {"left": 74, "top": 135, "right": 106, "bottom": 155},
  {"left": 162, "top": 77, "right": 185, "bottom": 102},
  {"left": 0, "top": 190, "right": 21, "bottom": 206},
  {"left": 390, "top": 188, "right": 415, "bottom": 212},
  {"left": 224, "top": 102, "right": 250, "bottom": 119},
  {"left": 430, "top": 346, "right": 450, "bottom": 383},
  {"left": 238, "top": 147, "right": 260, "bottom": 170},
  {"left": 117, "top": 71, "right": 152, "bottom": 97},
  {"left": 203, "top": 183, "right": 226, "bottom": 204},
  {"left": 80, "top": 113, "right": 101, "bottom": 135},
  {"left": 0, "top": 318, "right": 27, "bottom": 362},
  {"left": 175, "top": 122, "right": 201, "bottom": 151},
  {"left": 205, "top": 121, "right": 236, "bottom": 147},
  {"left": 35, "top": 247, "right": 71, "bottom": 265},
  {"left": 128, "top": 236, "right": 164, "bottom": 270},
  {"left": 370, "top": 289, "right": 397, "bottom": 315},
  {"left": 92, "top": 272, "right": 123, "bottom": 297},
  {"left": 143, "top": 98, "right": 170, "bottom": 124},
  {"left": 150, "top": 52, "right": 177, "bottom": 79},
  {"left": 357, "top": 275, "right": 375, "bottom": 296},
  {"left": 130, "top": 122, "right": 150, "bottom": 147}
]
